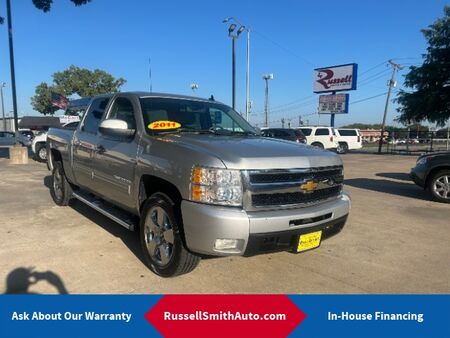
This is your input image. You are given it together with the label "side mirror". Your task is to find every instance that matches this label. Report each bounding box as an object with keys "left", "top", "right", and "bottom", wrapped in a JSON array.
[{"left": 99, "top": 119, "right": 135, "bottom": 138}]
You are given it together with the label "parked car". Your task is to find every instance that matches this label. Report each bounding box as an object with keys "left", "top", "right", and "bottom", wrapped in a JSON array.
[
  {"left": 32, "top": 121, "right": 80, "bottom": 162},
  {"left": 410, "top": 152, "right": 450, "bottom": 203},
  {"left": 19, "top": 129, "right": 34, "bottom": 141},
  {"left": 47, "top": 92, "right": 350, "bottom": 277},
  {"left": 335, "top": 128, "right": 362, "bottom": 153},
  {"left": 261, "top": 128, "right": 306, "bottom": 144},
  {"left": 0, "top": 131, "right": 31, "bottom": 147},
  {"left": 297, "top": 126, "right": 339, "bottom": 151}
]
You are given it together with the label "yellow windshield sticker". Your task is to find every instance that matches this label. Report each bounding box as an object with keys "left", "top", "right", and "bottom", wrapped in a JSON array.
[{"left": 148, "top": 121, "right": 181, "bottom": 130}]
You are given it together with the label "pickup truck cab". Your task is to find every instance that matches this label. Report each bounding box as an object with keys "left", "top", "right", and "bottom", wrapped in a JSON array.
[{"left": 47, "top": 92, "right": 350, "bottom": 277}]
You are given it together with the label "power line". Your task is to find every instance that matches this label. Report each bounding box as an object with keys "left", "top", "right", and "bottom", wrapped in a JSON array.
[
  {"left": 350, "top": 92, "right": 388, "bottom": 105},
  {"left": 252, "top": 30, "right": 315, "bottom": 66}
]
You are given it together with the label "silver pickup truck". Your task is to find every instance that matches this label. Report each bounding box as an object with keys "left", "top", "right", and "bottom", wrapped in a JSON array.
[{"left": 47, "top": 92, "right": 350, "bottom": 277}]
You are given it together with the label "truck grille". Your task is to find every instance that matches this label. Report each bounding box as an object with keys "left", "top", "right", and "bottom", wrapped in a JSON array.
[
  {"left": 244, "top": 166, "right": 343, "bottom": 210},
  {"left": 252, "top": 186, "right": 341, "bottom": 207},
  {"left": 248, "top": 166, "right": 343, "bottom": 184}
]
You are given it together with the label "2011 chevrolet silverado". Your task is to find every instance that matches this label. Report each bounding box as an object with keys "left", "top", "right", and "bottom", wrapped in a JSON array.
[{"left": 47, "top": 92, "right": 350, "bottom": 277}]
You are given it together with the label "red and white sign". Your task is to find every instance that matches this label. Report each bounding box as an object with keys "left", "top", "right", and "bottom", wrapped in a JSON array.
[{"left": 313, "top": 63, "right": 357, "bottom": 93}]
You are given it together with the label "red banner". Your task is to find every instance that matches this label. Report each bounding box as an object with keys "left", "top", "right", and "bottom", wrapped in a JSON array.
[{"left": 145, "top": 295, "right": 306, "bottom": 338}]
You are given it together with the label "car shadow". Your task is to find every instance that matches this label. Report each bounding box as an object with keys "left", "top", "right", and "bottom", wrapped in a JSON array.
[
  {"left": 4, "top": 267, "right": 68, "bottom": 294},
  {"left": 345, "top": 178, "right": 429, "bottom": 201},
  {"left": 43, "top": 176, "right": 145, "bottom": 267},
  {"left": 375, "top": 172, "right": 412, "bottom": 182}
]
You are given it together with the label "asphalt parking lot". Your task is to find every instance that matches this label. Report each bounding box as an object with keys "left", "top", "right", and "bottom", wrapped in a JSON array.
[{"left": 0, "top": 153, "right": 449, "bottom": 294}]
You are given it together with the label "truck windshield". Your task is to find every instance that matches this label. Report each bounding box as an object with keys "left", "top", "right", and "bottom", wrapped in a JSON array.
[{"left": 140, "top": 97, "right": 256, "bottom": 135}]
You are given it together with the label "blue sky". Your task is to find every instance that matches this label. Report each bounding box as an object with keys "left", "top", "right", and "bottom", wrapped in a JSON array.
[{"left": 0, "top": 0, "right": 447, "bottom": 127}]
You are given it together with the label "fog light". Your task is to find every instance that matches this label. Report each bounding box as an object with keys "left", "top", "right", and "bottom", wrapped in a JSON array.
[{"left": 214, "top": 239, "right": 239, "bottom": 250}]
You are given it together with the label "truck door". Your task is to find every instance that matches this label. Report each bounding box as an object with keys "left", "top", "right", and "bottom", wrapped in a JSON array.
[
  {"left": 72, "top": 96, "right": 111, "bottom": 190},
  {"left": 92, "top": 96, "right": 138, "bottom": 211}
]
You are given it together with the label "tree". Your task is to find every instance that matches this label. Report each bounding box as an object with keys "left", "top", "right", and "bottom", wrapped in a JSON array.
[
  {"left": 1, "top": 1, "right": 92, "bottom": 23},
  {"left": 31, "top": 65, "right": 126, "bottom": 115},
  {"left": 30, "top": 82, "right": 59, "bottom": 115},
  {"left": 395, "top": 6, "right": 450, "bottom": 127},
  {"left": 52, "top": 65, "right": 126, "bottom": 97},
  {"left": 32, "top": 0, "right": 92, "bottom": 12}
]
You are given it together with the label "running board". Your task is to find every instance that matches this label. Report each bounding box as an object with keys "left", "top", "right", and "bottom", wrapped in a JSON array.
[{"left": 72, "top": 191, "right": 135, "bottom": 231}]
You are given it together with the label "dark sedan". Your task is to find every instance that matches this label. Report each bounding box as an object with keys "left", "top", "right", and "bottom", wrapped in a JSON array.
[
  {"left": 410, "top": 152, "right": 450, "bottom": 203},
  {"left": 261, "top": 128, "right": 306, "bottom": 144}
]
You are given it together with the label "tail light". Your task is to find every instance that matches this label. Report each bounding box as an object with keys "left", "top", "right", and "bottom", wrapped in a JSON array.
[
  {"left": 357, "top": 136, "right": 361, "bottom": 143},
  {"left": 330, "top": 136, "right": 334, "bottom": 142}
]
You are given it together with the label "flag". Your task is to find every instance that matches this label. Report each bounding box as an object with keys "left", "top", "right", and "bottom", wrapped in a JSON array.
[{"left": 51, "top": 92, "right": 69, "bottom": 110}]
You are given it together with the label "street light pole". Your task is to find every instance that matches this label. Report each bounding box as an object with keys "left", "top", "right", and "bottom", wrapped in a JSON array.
[
  {"left": 245, "top": 28, "right": 250, "bottom": 121},
  {"left": 263, "top": 73, "right": 273, "bottom": 127},
  {"left": 231, "top": 36, "right": 236, "bottom": 109},
  {"left": 6, "top": 0, "right": 19, "bottom": 139},
  {"left": 0, "top": 83, "right": 6, "bottom": 131},
  {"left": 223, "top": 17, "right": 249, "bottom": 117}
]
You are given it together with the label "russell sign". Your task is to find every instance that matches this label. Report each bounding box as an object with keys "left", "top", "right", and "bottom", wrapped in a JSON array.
[{"left": 313, "top": 63, "right": 358, "bottom": 93}]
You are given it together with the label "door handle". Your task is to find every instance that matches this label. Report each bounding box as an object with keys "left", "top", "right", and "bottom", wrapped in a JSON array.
[{"left": 96, "top": 145, "right": 106, "bottom": 154}]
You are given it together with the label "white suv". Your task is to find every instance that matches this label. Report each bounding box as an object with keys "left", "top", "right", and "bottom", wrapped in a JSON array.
[
  {"left": 335, "top": 128, "right": 362, "bottom": 153},
  {"left": 297, "top": 126, "right": 339, "bottom": 151}
]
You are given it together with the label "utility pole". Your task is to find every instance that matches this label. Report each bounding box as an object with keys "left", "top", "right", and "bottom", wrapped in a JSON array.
[
  {"left": 6, "top": 0, "right": 19, "bottom": 139},
  {"left": 378, "top": 60, "right": 401, "bottom": 153},
  {"left": 0, "top": 83, "right": 6, "bottom": 131},
  {"left": 281, "top": 118, "right": 285, "bottom": 128},
  {"left": 263, "top": 73, "right": 273, "bottom": 127}
]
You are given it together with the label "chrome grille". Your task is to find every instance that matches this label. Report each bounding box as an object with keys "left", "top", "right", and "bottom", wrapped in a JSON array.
[{"left": 243, "top": 166, "right": 343, "bottom": 210}]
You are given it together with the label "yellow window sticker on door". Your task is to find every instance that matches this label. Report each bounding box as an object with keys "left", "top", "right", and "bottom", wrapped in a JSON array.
[{"left": 148, "top": 121, "right": 181, "bottom": 130}]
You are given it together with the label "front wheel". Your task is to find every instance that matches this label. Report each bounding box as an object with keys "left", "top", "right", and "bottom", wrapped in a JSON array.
[
  {"left": 428, "top": 170, "right": 450, "bottom": 203},
  {"left": 140, "top": 193, "right": 200, "bottom": 277},
  {"left": 36, "top": 143, "right": 48, "bottom": 162}
]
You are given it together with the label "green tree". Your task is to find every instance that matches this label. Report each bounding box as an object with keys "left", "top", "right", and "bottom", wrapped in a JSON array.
[
  {"left": 52, "top": 65, "right": 126, "bottom": 97},
  {"left": 30, "top": 82, "right": 59, "bottom": 115},
  {"left": 31, "top": 66, "right": 126, "bottom": 115},
  {"left": 395, "top": 6, "right": 450, "bottom": 126},
  {"left": 32, "top": 0, "right": 92, "bottom": 12}
]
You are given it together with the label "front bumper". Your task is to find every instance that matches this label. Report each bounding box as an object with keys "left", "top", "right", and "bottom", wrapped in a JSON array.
[
  {"left": 410, "top": 167, "right": 426, "bottom": 188},
  {"left": 181, "top": 193, "right": 350, "bottom": 256}
]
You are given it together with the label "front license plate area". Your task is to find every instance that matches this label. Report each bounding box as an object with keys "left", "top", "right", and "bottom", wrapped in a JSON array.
[{"left": 297, "top": 230, "right": 322, "bottom": 252}]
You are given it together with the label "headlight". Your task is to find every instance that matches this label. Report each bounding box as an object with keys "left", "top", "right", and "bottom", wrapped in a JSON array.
[
  {"left": 416, "top": 157, "right": 429, "bottom": 166},
  {"left": 190, "top": 166, "right": 243, "bottom": 206}
]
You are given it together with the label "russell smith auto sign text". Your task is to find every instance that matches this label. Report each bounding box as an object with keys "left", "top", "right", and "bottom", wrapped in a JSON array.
[{"left": 313, "top": 63, "right": 357, "bottom": 93}]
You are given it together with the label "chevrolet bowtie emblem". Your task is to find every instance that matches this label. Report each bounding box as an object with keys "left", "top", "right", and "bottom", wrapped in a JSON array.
[{"left": 300, "top": 181, "right": 318, "bottom": 192}]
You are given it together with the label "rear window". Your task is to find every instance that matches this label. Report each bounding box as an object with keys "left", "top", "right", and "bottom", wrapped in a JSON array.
[
  {"left": 315, "top": 128, "right": 330, "bottom": 136},
  {"left": 299, "top": 128, "right": 312, "bottom": 136},
  {"left": 338, "top": 129, "right": 358, "bottom": 136},
  {"left": 294, "top": 130, "right": 305, "bottom": 137}
]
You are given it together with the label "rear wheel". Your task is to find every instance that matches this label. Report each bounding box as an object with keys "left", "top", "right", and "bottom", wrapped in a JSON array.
[
  {"left": 428, "top": 170, "right": 450, "bottom": 203},
  {"left": 140, "top": 193, "right": 200, "bottom": 277},
  {"left": 51, "top": 161, "right": 73, "bottom": 206},
  {"left": 337, "top": 142, "right": 348, "bottom": 154},
  {"left": 311, "top": 142, "right": 324, "bottom": 149}
]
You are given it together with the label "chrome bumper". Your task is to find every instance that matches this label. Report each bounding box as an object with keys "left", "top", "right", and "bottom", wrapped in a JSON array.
[{"left": 181, "top": 193, "right": 350, "bottom": 256}]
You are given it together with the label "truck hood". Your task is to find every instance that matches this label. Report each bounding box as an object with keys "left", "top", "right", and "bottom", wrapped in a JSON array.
[{"left": 165, "top": 134, "right": 342, "bottom": 169}]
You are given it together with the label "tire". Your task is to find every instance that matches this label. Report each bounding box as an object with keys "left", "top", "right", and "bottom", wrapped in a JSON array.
[
  {"left": 337, "top": 142, "right": 348, "bottom": 154},
  {"left": 311, "top": 142, "right": 324, "bottom": 149},
  {"left": 50, "top": 161, "right": 73, "bottom": 206},
  {"left": 36, "top": 143, "right": 48, "bottom": 162},
  {"left": 140, "top": 193, "right": 200, "bottom": 277},
  {"left": 428, "top": 170, "right": 450, "bottom": 204}
]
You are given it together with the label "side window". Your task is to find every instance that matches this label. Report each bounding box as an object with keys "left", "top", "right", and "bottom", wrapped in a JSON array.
[
  {"left": 300, "top": 128, "right": 312, "bottom": 136},
  {"left": 82, "top": 97, "right": 110, "bottom": 134},
  {"left": 315, "top": 128, "right": 329, "bottom": 136},
  {"left": 338, "top": 129, "right": 357, "bottom": 136},
  {"left": 107, "top": 97, "right": 136, "bottom": 129}
]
